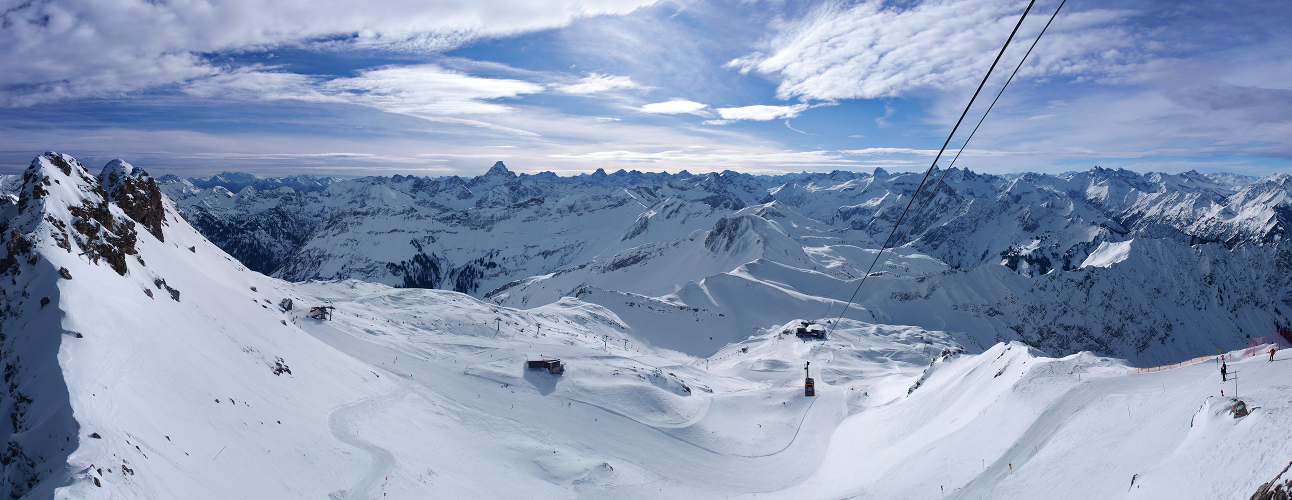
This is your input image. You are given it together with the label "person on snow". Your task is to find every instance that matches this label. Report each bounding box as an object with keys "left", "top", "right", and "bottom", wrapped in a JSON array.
[
  {"left": 1271, "top": 348, "right": 1277, "bottom": 362},
  {"left": 1221, "top": 361, "right": 1227, "bottom": 381}
]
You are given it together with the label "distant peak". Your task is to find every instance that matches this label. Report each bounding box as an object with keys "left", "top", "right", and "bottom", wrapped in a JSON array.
[{"left": 485, "top": 161, "right": 515, "bottom": 178}]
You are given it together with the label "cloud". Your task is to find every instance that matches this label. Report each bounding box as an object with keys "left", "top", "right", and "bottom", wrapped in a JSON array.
[
  {"left": 640, "top": 99, "right": 710, "bottom": 115},
  {"left": 555, "top": 73, "right": 648, "bottom": 94},
  {"left": 1166, "top": 84, "right": 1292, "bottom": 124},
  {"left": 181, "top": 68, "right": 334, "bottom": 102},
  {"left": 184, "top": 65, "right": 544, "bottom": 119},
  {"left": 715, "top": 104, "right": 808, "bottom": 121},
  {"left": 0, "top": 0, "right": 656, "bottom": 105},
  {"left": 843, "top": 147, "right": 942, "bottom": 156},
  {"left": 544, "top": 148, "right": 863, "bottom": 170},
  {"left": 727, "top": 0, "right": 1142, "bottom": 101},
  {"left": 784, "top": 119, "right": 812, "bottom": 135},
  {"left": 322, "top": 65, "right": 545, "bottom": 115},
  {"left": 875, "top": 104, "right": 896, "bottom": 127},
  {"left": 840, "top": 147, "right": 1022, "bottom": 157}
]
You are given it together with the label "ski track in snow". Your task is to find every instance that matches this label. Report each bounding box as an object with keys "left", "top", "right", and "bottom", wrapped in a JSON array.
[{"left": 327, "top": 387, "right": 402, "bottom": 500}]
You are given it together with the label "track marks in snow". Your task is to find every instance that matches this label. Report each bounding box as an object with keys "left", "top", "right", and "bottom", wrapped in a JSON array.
[{"left": 327, "top": 387, "right": 403, "bottom": 500}]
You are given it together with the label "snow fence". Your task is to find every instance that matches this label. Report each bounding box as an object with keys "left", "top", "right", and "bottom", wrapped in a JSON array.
[{"left": 1128, "top": 355, "right": 1214, "bottom": 375}]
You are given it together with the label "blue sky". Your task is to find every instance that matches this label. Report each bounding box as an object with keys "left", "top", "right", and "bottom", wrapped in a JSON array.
[{"left": 1, "top": 0, "right": 1290, "bottom": 178}]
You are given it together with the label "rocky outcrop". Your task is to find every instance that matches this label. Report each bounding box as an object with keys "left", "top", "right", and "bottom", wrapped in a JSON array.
[
  {"left": 1251, "top": 460, "right": 1292, "bottom": 500},
  {"left": 99, "top": 159, "right": 166, "bottom": 242}
]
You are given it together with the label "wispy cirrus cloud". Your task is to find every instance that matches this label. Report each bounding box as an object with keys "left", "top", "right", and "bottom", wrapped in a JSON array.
[
  {"left": 183, "top": 64, "right": 545, "bottom": 122},
  {"left": 727, "top": 0, "right": 1141, "bottom": 101}
]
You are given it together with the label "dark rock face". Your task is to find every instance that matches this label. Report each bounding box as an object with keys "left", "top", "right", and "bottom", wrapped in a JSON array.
[
  {"left": 183, "top": 203, "right": 317, "bottom": 275},
  {"left": 0, "top": 229, "right": 31, "bottom": 275},
  {"left": 704, "top": 216, "right": 759, "bottom": 254},
  {"left": 111, "top": 176, "right": 166, "bottom": 242},
  {"left": 99, "top": 160, "right": 166, "bottom": 242},
  {"left": 68, "top": 197, "right": 138, "bottom": 276}
]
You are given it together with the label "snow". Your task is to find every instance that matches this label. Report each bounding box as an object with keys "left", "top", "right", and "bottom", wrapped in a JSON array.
[
  {"left": 1080, "top": 239, "right": 1134, "bottom": 268},
  {"left": 4, "top": 153, "right": 1292, "bottom": 498}
]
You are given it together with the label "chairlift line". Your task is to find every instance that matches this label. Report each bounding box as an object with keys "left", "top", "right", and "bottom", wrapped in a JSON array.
[{"left": 827, "top": 0, "right": 1040, "bottom": 338}]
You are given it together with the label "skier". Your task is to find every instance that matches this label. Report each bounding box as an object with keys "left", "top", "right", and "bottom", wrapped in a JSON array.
[
  {"left": 1221, "top": 361, "right": 1227, "bottom": 381},
  {"left": 1271, "top": 348, "right": 1277, "bottom": 362}
]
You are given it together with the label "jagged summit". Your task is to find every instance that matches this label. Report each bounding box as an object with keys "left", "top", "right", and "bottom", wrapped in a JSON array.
[
  {"left": 485, "top": 160, "right": 515, "bottom": 178},
  {"left": 466, "top": 161, "right": 518, "bottom": 190}
]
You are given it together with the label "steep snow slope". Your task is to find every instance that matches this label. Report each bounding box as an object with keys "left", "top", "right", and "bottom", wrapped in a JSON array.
[{"left": 0, "top": 153, "right": 411, "bottom": 497}]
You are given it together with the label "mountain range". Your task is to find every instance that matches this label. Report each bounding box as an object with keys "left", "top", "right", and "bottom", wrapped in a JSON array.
[{"left": 157, "top": 161, "right": 1292, "bottom": 365}]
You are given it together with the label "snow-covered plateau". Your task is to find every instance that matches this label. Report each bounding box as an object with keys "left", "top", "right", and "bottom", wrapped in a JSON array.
[{"left": 2, "top": 152, "right": 1291, "bottom": 498}]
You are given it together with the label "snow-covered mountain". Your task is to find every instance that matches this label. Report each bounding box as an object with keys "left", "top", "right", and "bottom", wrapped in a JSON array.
[
  {"left": 3, "top": 152, "right": 1291, "bottom": 498},
  {"left": 179, "top": 171, "right": 341, "bottom": 193},
  {"left": 158, "top": 163, "right": 1291, "bottom": 365}
]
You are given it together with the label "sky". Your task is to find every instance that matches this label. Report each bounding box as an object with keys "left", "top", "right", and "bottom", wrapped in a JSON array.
[{"left": 1, "top": 0, "right": 1290, "bottom": 178}]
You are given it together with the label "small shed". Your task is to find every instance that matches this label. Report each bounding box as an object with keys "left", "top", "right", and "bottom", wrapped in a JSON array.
[{"left": 527, "top": 358, "right": 564, "bottom": 375}]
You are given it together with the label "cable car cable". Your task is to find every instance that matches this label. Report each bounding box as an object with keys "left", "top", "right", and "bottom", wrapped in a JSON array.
[
  {"left": 827, "top": 0, "right": 1038, "bottom": 338},
  {"left": 852, "top": 0, "right": 1070, "bottom": 302}
]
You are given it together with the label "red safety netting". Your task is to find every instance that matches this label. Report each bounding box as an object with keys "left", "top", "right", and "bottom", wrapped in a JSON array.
[{"left": 1245, "top": 329, "right": 1292, "bottom": 357}]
